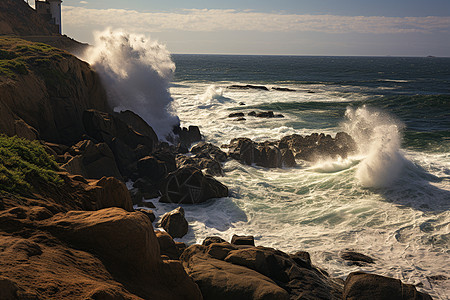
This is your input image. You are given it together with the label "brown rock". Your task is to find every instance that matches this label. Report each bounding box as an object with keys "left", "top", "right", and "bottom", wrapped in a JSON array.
[
  {"left": 231, "top": 234, "right": 255, "bottom": 246},
  {"left": 87, "top": 177, "right": 134, "bottom": 212},
  {"left": 343, "top": 272, "right": 432, "bottom": 300},
  {"left": 160, "top": 207, "right": 189, "bottom": 238},
  {"left": 181, "top": 245, "right": 290, "bottom": 300},
  {"left": 155, "top": 230, "right": 182, "bottom": 260}
]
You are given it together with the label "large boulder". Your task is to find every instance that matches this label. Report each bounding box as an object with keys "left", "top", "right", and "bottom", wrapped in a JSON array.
[
  {"left": 191, "top": 142, "right": 228, "bottom": 163},
  {"left": 61, "top": 140, "right": 122, "bottom": 180},
  {"left": 181, "top": 243, "right": 344, "bottom": 300},
  {"left": 176, "top": 155, "right": 224, "bottom": 177},
  {"left": 116, "top": 110, "right": 158, "bottom": 142},
  {"left": 343, "top": 272, "right": 432, "bottom": 300},
  {"left": 87, "top": 177, "right": 134, "bottom": 212},
  {"left": 227, "top": 138, "right": 283, "bottom": 168},
  {"left": 160, "top": 167, "right": 228, "bottom": 204},
  {"left": 83, "top": 109, "right": 155, "bottom": 152},
  {"left": 156, "top": 230, "right": 183, "bottom": 260},
  {"left": 160, "top": 207, "right": 189, "bottom": 238},
  {"left": 181, "top": 244, "right": 290, "bottom": 300},
  {"left": 173, "top": 125, "right": 202, "bottom": 148}
]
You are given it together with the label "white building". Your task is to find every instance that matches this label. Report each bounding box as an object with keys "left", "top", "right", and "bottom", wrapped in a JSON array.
[{"left": 35, "top": 0, "right": 62, "bottom": 34}]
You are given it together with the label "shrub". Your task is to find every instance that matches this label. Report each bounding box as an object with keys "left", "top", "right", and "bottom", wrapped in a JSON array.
[{"left": 0, "top": 135, "right": 62, "bottom": 196}]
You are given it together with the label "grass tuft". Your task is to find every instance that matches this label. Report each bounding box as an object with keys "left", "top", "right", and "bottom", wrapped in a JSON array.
[{"left": 0, "top": 135, "right": 62, "bottom": 196}]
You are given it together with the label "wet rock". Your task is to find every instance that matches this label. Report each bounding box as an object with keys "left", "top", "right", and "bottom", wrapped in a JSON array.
[
  {"left": 340, "top": 251, "right": 375, "bottom": 266},
  {"left": 231, "top": 234, "right": 255, "bottom": 246},
  {"left": 343, "top": 272, "right": 432, "bottom": 300},
  {"left": 256, "top": 111, "right": 275, "bottom": 118},
  {"left": 239, "top": 102, "right": 246, "bottom": 105},
  {"left": 272, "top": 87, "right": 296, "bottom": 92},
  {"left": 281, "top": 148, "right": 296, "bottom": 167},
  {"left": 228, "top": 84, "right": 269, "bottom": 91},
  {"left": 236, "top": 117, "right": 246, "bottom": 121},
  {"left": 290, "top": 251, "right": 312, "bottom": 269},
  {"left": 248, "top": 111, "right": 257, "bottom": 117},
  {"left": 160, "top": 207, "right": 189, "bottom": 238},
  {"left": 160, "top": 167, "right": 228, "bottom": 204},
  {"left": 174, "top": 125, "right": 202, "bottom": 148},
  {"left": 89, "top": 177, "right": 134, "bottom": 212}
]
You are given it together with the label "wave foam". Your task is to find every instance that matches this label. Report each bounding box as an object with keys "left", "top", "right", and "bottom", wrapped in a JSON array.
[
  {"left": 342, "top": 106, "right": 406, "bottom": 188},
  {"left": 82, "top": 29, "right": 180, "bottom": 139}
]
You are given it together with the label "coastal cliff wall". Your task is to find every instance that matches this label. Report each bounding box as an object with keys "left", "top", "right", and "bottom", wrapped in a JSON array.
[{"left": 0, "top": 37, "right": 109, "bottom": 144}]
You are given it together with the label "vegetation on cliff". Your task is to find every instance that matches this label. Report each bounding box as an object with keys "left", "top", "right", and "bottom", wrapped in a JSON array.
[
  {"left": 0, "top": 135, "right": 62, "bottom": 195},
  {"left": 0, "top": 37, "right": 68, "bottom": 80}
]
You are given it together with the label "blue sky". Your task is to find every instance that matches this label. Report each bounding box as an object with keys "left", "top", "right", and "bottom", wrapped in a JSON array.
[{"left": 33, "top": 0, "right": 450, "bottom": 56}]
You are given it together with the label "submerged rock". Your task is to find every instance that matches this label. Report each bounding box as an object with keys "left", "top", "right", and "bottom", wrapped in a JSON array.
[{"left": 340, "top": 251, "right": 375, "bottom": 266}]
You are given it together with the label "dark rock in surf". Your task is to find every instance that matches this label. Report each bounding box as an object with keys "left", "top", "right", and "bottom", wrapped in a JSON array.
[
  {"left": 191, "top": 142, "right": 228, "bottom": 163},
  {"left": 272, "top": 87, "right": 296, "bottom": 92},
  {"left": 340, "top": 251, "right": 375, "bottom": 266},
  {"left": 176, "top": 155, "right": 224, "bottom": 177},
  {"left": 343, "top": 272, "right": 432, "bottom": 300},
  {"left": 174, "top": 125, "right": 202, "bottom": 148},
  {"left": 137, "top": 156, "right": 168, "bottom": 183},
  {"left": 228, "top": 84, "right": 269, "bottom": 91},
  {"left": 256, "top": 111, "right": 275, "bottom": 118},
  {"left": 155, "top": 230, "right": 181, "bottom": 260},
  {"left": 229, "top": 112, "right": 245, "bottom": 118},
  {"left": 160, "top": 207, "right": 189, "bottom": 238},
  {"left": 281, "top": 148, "right": 296, "bottom": 167},
  {"left": 248, "top": 111, "right": 257, "bottom": 117},
  {"left": 235, "top": 117, "right": 246, "bottom": 121},
  {"left": 160, "top": 167, "right": 228, "bottom": 204}
]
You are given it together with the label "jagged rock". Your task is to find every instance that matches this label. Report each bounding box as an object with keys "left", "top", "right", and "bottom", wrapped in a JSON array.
[
  {"left": 174, "top": 125, "right": 202, "bottom": 148},
  {"left": 191, "top": 142, "right": 228, "bottom": 162},
  {"left": 281, "top": 148, "right": 296, "bottom": 167},
  {"left": 62, "top": 140, "right": 122, "bottom": 180},
  {"left": 116, "top": 110, "right": 158, "bottom": 142},
  {"left": 176, "top": 155, "right": 224, "bottom": 177},
  {"left": 340, "top": 251, "right": 375, "bottom": 266},
  {"left": 181, "top": 245, "right": 290, "bottom": 300},
  {"left": 160, "top": 167, "right": 228, "bottom": 204},
  {"left": 248, "top": 111, "right": 257, "bottom": 117},
  {"left": 109, "top": 137, "right": 137, "bottom": 178},
  {"left": 272, "top": 87, "right": 296, "bottom": 92},
  {"left": 343, "top": 272, "right": 432, "bottom": 300},
  {"left": 132, "top": 177, "right": 161, "bottom": 200},
  {"left": 160, "top": 207, "right": 189, "bottom": 238},
  {"left": 83, "top": 109, "right": 155, "bottom": 152},
  {"left": 281, "top": 132, "right": 357, "bottom": 161},
  {"left": 227, "top": 138, "right": 284, "bottom": 168},
  {"left": 289, "top": 251, "right": 312, "bottom": 269},
  {"left": 236, "top": 117, "right": 246, "bottom": 121},
  {"left": 231, "top": 234, "right": 255, "bottom": 246}
]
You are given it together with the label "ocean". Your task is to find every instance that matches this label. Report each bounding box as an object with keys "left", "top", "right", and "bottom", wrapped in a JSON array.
[{"left": 151, "top": 55, "right": 450, "bottom": 298}]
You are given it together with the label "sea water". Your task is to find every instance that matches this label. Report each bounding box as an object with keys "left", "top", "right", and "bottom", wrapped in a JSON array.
[{"left": 148, "top": 55, "right": 450, "bottom": 299}]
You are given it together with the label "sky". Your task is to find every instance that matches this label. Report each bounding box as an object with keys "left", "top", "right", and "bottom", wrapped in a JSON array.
[{"left": 31, "top": 0, "right": 450, "bottom": 56}]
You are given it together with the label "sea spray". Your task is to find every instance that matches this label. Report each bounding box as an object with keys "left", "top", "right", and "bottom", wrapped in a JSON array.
[
  {"left": 83, "top": 29, "right": 179, "bottom": 139},
  {"left": 342, "top": 106, "right": 405, "bottom": 188}
]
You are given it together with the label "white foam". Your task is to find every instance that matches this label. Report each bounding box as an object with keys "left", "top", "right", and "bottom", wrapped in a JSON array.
[
  {"left": 82, "top": 29, "right": 179, "bottom": 139},
  {"left": 342, "top": 106, "right": 406, "bottom": 188}
]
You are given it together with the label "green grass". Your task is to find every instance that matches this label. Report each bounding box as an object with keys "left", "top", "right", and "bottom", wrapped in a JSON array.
[
  {"left": 0, "top": 38, "right": 68, "bottom": 79},
  {"left": 0, "top": 135, "right": 62, "bottom": 196}
]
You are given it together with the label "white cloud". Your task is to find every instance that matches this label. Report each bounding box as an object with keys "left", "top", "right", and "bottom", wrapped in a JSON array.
[
  {"left": 62, "top": 6, "right": 450, "bottom": 35},
  {"left": 79, "top": 1, "right": 88, "bottom": 4}
]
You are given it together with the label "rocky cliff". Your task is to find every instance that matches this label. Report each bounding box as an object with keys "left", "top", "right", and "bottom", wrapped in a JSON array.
[{"left": 0, "top": 37, "right": 109, "bottom": 144}]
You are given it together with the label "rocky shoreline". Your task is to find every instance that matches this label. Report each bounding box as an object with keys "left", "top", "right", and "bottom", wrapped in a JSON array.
[{"left": 0, "top": 23, "right": 435, "bottom": 300}]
